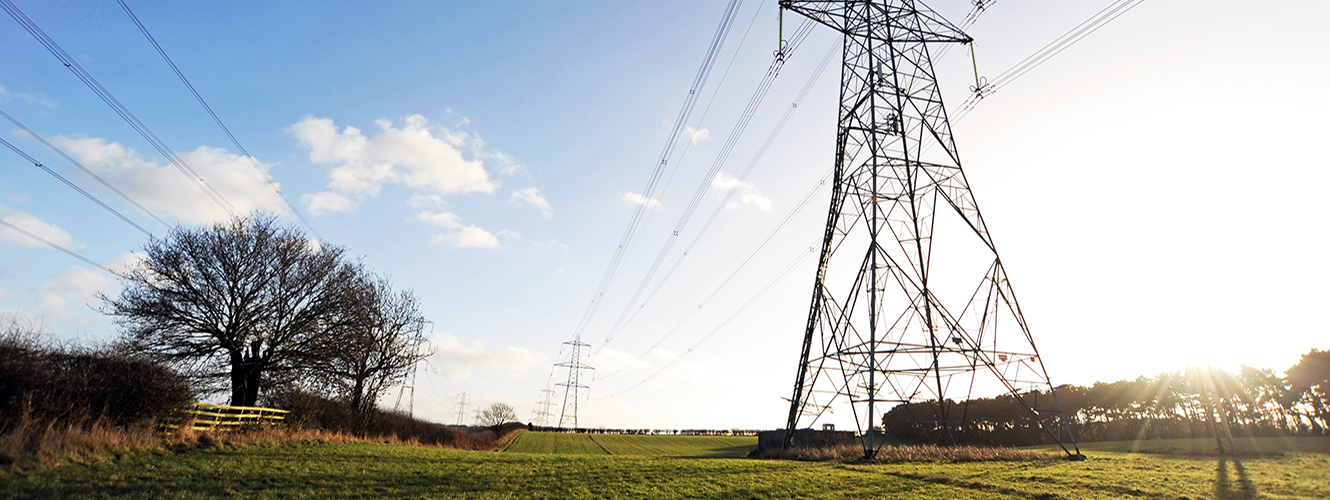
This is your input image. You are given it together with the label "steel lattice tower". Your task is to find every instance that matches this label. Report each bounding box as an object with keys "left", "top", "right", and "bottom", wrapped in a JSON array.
[
  {"left": 556, "top": 339, "right": 593, "bottom": 428},
  {"left": 779, "top": 0, "right": 1079, "bottom": 458}
]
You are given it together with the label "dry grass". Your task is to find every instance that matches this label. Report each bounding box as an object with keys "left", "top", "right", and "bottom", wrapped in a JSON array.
[
  {"left": 757, "top": 443, "right": 1061, "bottom": 463},
  {"left": 0, "top": 412, "right": 524, "bottom": 471}
]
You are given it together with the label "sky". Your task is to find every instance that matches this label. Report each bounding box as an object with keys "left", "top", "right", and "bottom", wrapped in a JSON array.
[{"left": 1, "top": 0, "right": 1327, "bottom": 430}]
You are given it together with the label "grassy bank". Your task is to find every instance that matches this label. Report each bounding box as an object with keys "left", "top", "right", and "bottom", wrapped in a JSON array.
[
  {"left": 501, "top": 432, "right": 756, "bottom": 458},
  {"left": 4, "top": 437, "right": 1328, "bottom": 498}
]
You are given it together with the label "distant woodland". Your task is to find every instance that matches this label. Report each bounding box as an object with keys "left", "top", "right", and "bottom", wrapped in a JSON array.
[{"left": 884, "top": 349, "right": 1330, "bottom": 447}]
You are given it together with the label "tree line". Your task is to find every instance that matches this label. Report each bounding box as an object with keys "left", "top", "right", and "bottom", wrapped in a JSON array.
[
  {"left": 101, "top": 213, "right": 432, "bottom": 429},
  {"left": 882, "top": 350, "right": 1330, "bottom": 447}
]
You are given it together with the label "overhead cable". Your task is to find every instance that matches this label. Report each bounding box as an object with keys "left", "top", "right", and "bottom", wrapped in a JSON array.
[
  {"left": 568, "top": 0, "right": 745, "bottom": 342},
  {"left": 115, "top": 0, "right": 323, "bottom": 241},
  {"left": 599, "top": 19, "right": 816, "bottom": 348},
  {"left": 601, "top": 39, "right": 838, "bottom": 347},
  {"left": 594, "top": 244, "right": 816, "bottom": 400},
  {"left": 1, "top": 0, "right": 240, "bottom": 218},
  {"left": 0, "top": 109, "right": 168, "bottom": 233},
  {"left": 958, "top": 0, "right": 1147, "bottom": 118},
  {"left": 0, "top": 136, "right": 155, "bottom": 237},
  {"left": 0, "top": 219, "right": 123, "bottom": 277}
]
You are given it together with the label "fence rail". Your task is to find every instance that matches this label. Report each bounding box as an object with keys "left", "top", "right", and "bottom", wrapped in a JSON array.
[{"left": 166, "top": 402, "right": 290, "bottom": 431}]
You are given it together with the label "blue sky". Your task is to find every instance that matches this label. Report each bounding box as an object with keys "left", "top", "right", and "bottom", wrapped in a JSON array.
[{"left": 2, "top": 0, "right": 1327, "bottom": 429}]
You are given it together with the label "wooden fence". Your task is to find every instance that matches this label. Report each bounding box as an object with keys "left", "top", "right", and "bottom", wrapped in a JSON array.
[{"left": 168, "top": 402, "right": 290, "bottom": 431}]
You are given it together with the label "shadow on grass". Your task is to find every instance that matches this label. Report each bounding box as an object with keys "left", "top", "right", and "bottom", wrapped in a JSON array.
[
  {"left": 1215, "top": 458, "right": 1258, "bottom": 500},
  {"left": 691, "top": 444, "right": 757, "bottom": 459}
]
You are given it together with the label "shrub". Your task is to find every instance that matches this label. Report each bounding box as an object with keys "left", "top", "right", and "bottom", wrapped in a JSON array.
[
  {"left": 265, "top": 389, "right": 524, "bottom": 450},
  {"left": 0, "top": 318, "right": 192, "bottom": 432}
]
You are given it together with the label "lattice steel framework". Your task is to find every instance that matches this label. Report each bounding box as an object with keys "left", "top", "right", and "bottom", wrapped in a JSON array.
[
  {"left": 779, "top": 0, "right": 1080, "bottom": 458},
  {"left": 556, "top": 339, "right": 593, "bottom": 428}
]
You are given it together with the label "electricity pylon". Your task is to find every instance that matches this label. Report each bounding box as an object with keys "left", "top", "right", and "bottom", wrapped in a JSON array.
[
  {"left": 779, "top": 0, "right": 1080, "bottom": 458},
  {"left": 531, "top": 388, "right": 557, "bottom": 427},
  {"left": 453, "top": 393, "right": 469, "bottom": 426},
  {"left": 555, "top": 338, "right": 594, "bottom": 428}
]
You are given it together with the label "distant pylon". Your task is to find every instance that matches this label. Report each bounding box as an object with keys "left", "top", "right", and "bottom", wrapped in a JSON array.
[
  {"left": 779, "top": 0, "right": 1080, "bottom": 459},
  {"left": 453, "top": 392, "right": 469, "bottom": 426},
  {"left": 555, "top": 338, "right": 594, "bottom": 428},
  {"left": 531, "top": 388, "right": 557, "bottom": 427}
]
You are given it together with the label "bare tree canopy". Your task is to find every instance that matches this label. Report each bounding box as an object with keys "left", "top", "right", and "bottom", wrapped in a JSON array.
[
  {"left": 478, "top": 402, "right": 518, "bottom": 427},
  {"left": 102, "top": 213, "right": 357, "bottom": 406},
  {"left": 308, "top": 272, "right": 432, "bottom": 427}
]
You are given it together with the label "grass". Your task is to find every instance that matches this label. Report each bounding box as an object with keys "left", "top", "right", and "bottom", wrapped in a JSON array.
[
  {"left": 1037, "top": 436, "right": 1330, "bottom": 456},
  {"left": 2, "top": 436, "right": 1327, "bottom": 498},
  {"left": 502, "top": 432, "right": 756, "bottom": 458}
]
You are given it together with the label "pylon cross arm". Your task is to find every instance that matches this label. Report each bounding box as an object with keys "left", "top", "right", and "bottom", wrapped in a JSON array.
[{"left": 780, "top": 0, "right": 972, "bottom": 44}]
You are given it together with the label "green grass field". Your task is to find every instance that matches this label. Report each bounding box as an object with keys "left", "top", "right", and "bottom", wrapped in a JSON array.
[
  {"left": 501, "top": 432, "right": 757, "bottom": 458},
  {"left": 3, "top": 435, "right": 1328, "bottom": 498}
]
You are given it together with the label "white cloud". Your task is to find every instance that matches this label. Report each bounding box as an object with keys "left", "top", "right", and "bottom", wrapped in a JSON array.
[
  {"left": 711, "top": 172, "right": 771, "bottom": 211},
  {"left": 51, "top": 136, "right": 285, "bottom": 223},
  {"left": 290, "top": 115, "right": 502, "bottom": 213},
  {"left": 429, "top": 332, "right": 543, "bottom": 371},
  {"left": 0, "top": 84, "right": 58, "bottom": 108},
  {"left": 621, "top": 192, "right": 661, "bottom": 209},
  {"left": 31, "top": 253, "right": 140, "bottom": 324},
  {"left": 509, "top": 187, "right": 552, "bottom": 219},
  {"left": 406, "top": 193, "right": 447, "bottom": 209},
  {"left": 300, "top": 191, "right": 354, "bottom": 215},
  {"left": 684, "top": 126, "right": 710, "bottom": 145},
  {"left": 415, "top": 210, "right": 502, "bottom": 249},
  {"left": 0, "top": 209, "right": 83, "bottom": 251},
  {"left": 434, "top": 226, "right": 501, "bottom": 248}
]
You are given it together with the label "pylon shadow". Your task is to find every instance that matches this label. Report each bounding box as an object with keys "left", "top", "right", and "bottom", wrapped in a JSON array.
[{"left": 1214, "top": 457, "right": 1259, "bottom": 500}]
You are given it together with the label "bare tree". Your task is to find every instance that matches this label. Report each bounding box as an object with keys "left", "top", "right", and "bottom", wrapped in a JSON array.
[
  {"left": 478, "top": 402, "right": 518, "bottom": 427},
  {"left": 308, "top": 272, "right": 432, "bottom": 428},
  {"left": 102, "top": 213, "right": 357, "bottom": 406}
]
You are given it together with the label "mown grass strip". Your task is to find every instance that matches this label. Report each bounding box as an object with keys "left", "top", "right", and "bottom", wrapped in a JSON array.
[{"left": 3, "top": 440, "right": 1328, "bottom": 499}]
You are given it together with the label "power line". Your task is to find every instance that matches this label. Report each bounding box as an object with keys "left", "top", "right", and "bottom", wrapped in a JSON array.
[
  {"left": 0, "top": 108, "right": 169, "bottom": 232},
  {"left": 598, "top": 167, "right": 833, "bottom": 381},
  {"left": 568, "top": 0, "right": 745, "bottom": 343},
  {"left": 959, "top": 0, "right": 1147, "bottom": 117},
  {"left": 595, "top": 245, "right": 815, "bottom": 400},
  {"left": 605, "top": 0, "right": 769, "bottom": 294},
  {"left": 601, "top": 39, "right": 839, "bottom": 347},
  {"left": 0, "top": 136, "right": 155, "bottom": 237},
  {"left": 1, "top": 0, "right": 240, "bottom": 218},
  {"left": 115, "top": 0, "right": 323, "bottom": 241},
  {"left": 595, "top": 1, "right": 1000, "bottom": 383},
  {"left": 0, "top": 219, "right": 122, "bottom": 277},
  {"left": 599, "top": 19, "right": 817, "bottom": 348}
]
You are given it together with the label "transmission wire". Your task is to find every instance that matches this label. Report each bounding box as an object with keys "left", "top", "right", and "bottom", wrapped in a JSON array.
[
  {"left": 0, "top": 219, "right": 123, "bottom": 277},
  {"left": 1, "top": 0, "right": 240, "bottom": 218},
  {"left": 567, "top": 0, "right": 745, "bottom": 343},
  {"left": 0, "top": 135, "right": 157, "bottom": 237},
  {"left": 0, "top": 109, "right": 169, "bottom": 232},
  {"left": 115, "top": 0, "right": 323, "bottom": 241},
  {"left": 598, "top": 20, "right": 816, "bottom": 348},
  {"left": 958, "top": 0, "right": 1147, "bottom": 118},
  {"left": 600, "top": 38, "right": 838, "bottom": 350},
  {"left": 594, "top": 245, "right": 815, "bottom": 400}
]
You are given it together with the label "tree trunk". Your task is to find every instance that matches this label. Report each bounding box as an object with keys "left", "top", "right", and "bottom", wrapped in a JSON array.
[{"left": 229, "top": 351, "right": 264, "bottom": 407}]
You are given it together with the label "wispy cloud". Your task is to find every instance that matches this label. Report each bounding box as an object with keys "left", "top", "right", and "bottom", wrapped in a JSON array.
[
  {"left": 0, "top": 208, "right": 83, "bottom": 251},
  {"left": 683, "top": 126, "right": 710, "bottom": 146},
  {"left": 621, "top": 192, "right": 661, "bottom": 209},
  {"left": 0, "top": 84, "right": 58, "bottom": 108},
  {"left": 415, "top": 210, "right": 502, "bottom": 249},
  {"left": 509, "top": 187, "right": 553, "bottom": 219},
  {"left": 711, "top": 172, "right": 771, "bottom": 211}
]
